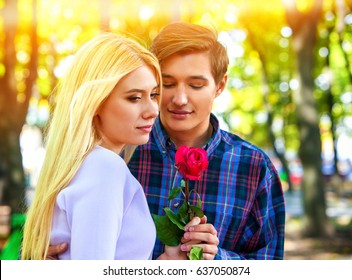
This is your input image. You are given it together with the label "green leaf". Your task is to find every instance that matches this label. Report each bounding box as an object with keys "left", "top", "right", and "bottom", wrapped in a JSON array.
[
  {"left": 197, "top": 196, "right": 202, "bottom": 209},
  {"left": 168, "top": 186, "right": 182, "bottom": 200},
  {"left": 190, "top": 205, "right": 204, "bottom": 218},
  {"left": 189, "top": 189, "right": 203, "bottom": 208},
  {"left": 164, "top": 207, "right": 185, "bottom": 230},
  {"left": 177, "top": 202, "right": 189, "bottom": 224},
  {"left": 152, "top": 214, "right": 183, "bottom": 246},
  {"left": 189, "top": 246, "right": 203, "bottom": 260}
]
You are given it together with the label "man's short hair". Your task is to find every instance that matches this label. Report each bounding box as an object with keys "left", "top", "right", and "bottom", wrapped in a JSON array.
[{"left": 150, "top": 21, "right": 229, "bottom": 84}]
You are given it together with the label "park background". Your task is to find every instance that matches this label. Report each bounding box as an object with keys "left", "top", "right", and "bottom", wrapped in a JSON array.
[{"left": 0, "top": 0, "right": 351, "bottom": 259}]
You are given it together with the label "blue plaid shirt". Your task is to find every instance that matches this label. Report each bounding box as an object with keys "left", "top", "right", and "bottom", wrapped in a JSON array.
[{"left": 128, "top": 114, "right": 285, "bottom": 260}]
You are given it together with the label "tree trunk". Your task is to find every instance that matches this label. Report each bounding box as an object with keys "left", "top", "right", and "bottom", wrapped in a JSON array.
[
  {"left": 99, "top": 0, "right": 111, "bottom": 32},
  {"left": 0, "top": 0, "right": 38, "bottom": 213},
  {"left": 251, "top": 40, "right": 294, "bottom": 192},
  {"left": 283, "top": 0, "right": 333, "bottom": 237}
]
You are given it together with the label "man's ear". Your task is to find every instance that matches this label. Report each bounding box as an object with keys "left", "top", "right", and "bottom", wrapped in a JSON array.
[{"left": 215, "top": 74, "right": 228, "bottom": 97}]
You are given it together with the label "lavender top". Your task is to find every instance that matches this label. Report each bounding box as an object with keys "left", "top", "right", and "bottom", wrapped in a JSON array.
[{"left": 50, "top": 145, "right": 156, "bottom": 259}]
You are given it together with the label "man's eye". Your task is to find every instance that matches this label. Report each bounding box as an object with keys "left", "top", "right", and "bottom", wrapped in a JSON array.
[
  {"left": 190, "top": 85, "right": 204, "bottom": 89},
  {"left": 163, "top": 84, "right": 175, "bottom": 88}
]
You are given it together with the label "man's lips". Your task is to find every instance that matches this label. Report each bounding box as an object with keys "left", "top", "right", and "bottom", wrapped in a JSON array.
[{"left": 168, "top": 109, "right": 192, "bottom": 119}]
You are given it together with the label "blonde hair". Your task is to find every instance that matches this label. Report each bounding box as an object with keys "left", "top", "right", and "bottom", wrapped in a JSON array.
[
  {"left": 150, "top": 21, "right": 229, "bottom": 85},
  {"left": 21, "top": 33, "right": 161, "bottom": 259}
]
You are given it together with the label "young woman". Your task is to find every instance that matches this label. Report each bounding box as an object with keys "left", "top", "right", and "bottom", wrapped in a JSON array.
[{"left": 21, "top": 33, "right": 162, "bottom": 260}]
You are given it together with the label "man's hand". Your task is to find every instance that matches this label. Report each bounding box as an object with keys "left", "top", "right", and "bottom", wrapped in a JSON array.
[
  {"left": 157, "top": 245, "right": 188, "bottom": 260},
  {"left": 181, "top": 216, "right": 219, "bottom": 260},
  {"left": 46, "top": 243, "right": 68, "bottom": 260}
]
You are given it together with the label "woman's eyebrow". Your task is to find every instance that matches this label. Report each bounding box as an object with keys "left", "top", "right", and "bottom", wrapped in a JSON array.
[
  {"left": 124, "top": 88, "right": 145, "bottom": 93},
  {"left": 124, "top": 85, "right": 159, "bottom": 94}
]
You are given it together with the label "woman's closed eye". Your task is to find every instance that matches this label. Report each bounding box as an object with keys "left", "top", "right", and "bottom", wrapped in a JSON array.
[
  {"left": 128, "top": 92, "right": 160, "bottom": 102},
  {"left": 128, "top": 96, "right": 142, "bottom": 102},
  {"left": 151, "top": 92, "right": 160, "bottom": 99}
]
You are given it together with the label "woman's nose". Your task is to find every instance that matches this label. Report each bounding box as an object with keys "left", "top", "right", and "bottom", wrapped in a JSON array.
[{"left": 143, "top": 99, "right": 159, "bottom": 119}]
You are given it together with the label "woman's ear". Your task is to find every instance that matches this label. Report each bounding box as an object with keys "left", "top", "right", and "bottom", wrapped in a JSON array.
[
  {"left": 93, "top": 114, "right": 100, "bottom": 128},
  {"left": 94, "top": 107, "right": 100, "bottom": 117},
  {"left": 215, "top": 74, "right": 228, "bottom": 97}
]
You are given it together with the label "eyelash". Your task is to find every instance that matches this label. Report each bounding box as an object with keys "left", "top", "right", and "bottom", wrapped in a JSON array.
[
  {"left": 151, "top": 92, "right": 160, "bottom": 99},
  {"left": 190, "top": 85, "right": 203, "bottom": 89},
  {"left": 163, "top": 84, "right": 174, "bottom": 89},
  {"left": 163, "top": 84, "right": 204, "bottom": 90},
  {"left": 128, "top": 93, "right": 160, "bottom": 102}
]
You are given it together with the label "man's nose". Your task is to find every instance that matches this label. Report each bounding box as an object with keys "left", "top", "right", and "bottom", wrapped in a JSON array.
[{"left": 172, "top": 86, "right": 188, "bottom": 106}]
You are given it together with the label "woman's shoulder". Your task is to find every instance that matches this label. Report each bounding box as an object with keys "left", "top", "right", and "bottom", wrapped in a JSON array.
[
  {"left": 78, "top": 145, "right": 131, "bottom": 182},
  {"left": 86, "top": 145, "right": 126, "bottom": 167},
  {"left": 58, "top": 146, "right": 132, "bottom": 203}
]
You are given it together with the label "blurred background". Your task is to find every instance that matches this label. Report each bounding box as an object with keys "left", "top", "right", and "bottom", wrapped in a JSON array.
[{"left": 0, "top": 0, "right": 351, "bottom": 259}]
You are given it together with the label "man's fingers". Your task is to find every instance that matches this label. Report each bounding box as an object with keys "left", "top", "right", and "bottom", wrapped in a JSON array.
[
  {"left": 184, "top": 215, "right": 208, "bottom": 232},
  {"left": 201, "top": 252, "right": 216, "bottom": 260},
  {"left": 186, "top": 223, "right": 217, "bottom": 235},
  {"left": 181, "top": 238, "right": 201, "bottom": 245},
  {"left": 184, "top": 216, "right": 201, "bottom": 231},
  {"left": 183, "top": 231, "right": 219, "bottom": 245},
  {"left": 199, "top": 215, "right": 207, "bottom": 224},
  {"left": 182, "top": 244, "right": 218, "bottom": 260}
]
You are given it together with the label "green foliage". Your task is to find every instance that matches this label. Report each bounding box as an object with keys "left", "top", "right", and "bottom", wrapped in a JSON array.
[
  {"left": 2, "top": 0, "right": 350, "bottom": 151},
  {"left": 152, "top": 214, "right": 183, "bottom": 246},
  {"left": 0, "top": 214, "right": 26, "bottom": 260},
  {"left": 189, "top": 246, "right": 203, "bottom": 260},
  {"left": 164, "top": 207, "right": 185, "bottom": 231},
  {"left": 152, "top": 182, "right": 205, "bottom": 258},
  {"left": 168, "top": 186, "right": 182, "bottom": 200}
]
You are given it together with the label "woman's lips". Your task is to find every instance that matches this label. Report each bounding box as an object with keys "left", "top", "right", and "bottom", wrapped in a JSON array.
[{"left": 137, "top": 125, "right": 153, "bottom": 133}]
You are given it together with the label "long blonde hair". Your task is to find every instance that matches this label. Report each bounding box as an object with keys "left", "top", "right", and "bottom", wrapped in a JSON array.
[{"left": 21, "top": 33, "right": 161, "bottom": 259}]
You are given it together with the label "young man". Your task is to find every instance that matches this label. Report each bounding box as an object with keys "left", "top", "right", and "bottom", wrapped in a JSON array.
[{"left": 48, "top": 22, "right": 285, "bottom": 260}]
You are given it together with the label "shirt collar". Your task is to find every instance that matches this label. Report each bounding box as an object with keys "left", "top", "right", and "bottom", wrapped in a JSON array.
[{"left": 152, "top": 113, "right": 222, "bottom": 155}]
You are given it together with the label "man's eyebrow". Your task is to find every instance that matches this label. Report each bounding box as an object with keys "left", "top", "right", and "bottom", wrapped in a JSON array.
[
  {"left": 161, "top": 73, "right": 173, "bottom": 78},
  {"left": 162, "top": 73, "right": 208, "bottom": 81},
  {"left": 188, "top": 75, "right": 208, "bottom": 81}
]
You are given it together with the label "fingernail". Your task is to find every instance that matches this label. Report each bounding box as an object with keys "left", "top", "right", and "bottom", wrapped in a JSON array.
[
  {"left": 184, "top": 232, "right": 190, "bottom": 239},
  {"left": 181, "top": 244, "right": 187, "bottom": 251}
]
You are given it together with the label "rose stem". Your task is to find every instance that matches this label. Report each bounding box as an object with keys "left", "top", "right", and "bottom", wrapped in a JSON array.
[{"left": 185, "top": 179, "right": 191, "bottom": 222}]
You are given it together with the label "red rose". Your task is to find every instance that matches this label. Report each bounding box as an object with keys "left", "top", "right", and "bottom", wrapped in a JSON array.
[{"left": 175, "top": 146, "right": 209, "bottom": 181}]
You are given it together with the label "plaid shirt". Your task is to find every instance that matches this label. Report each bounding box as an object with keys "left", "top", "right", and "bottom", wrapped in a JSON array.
[{"left": 128, "top": 114, "right": 285, "bottom": 260}]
